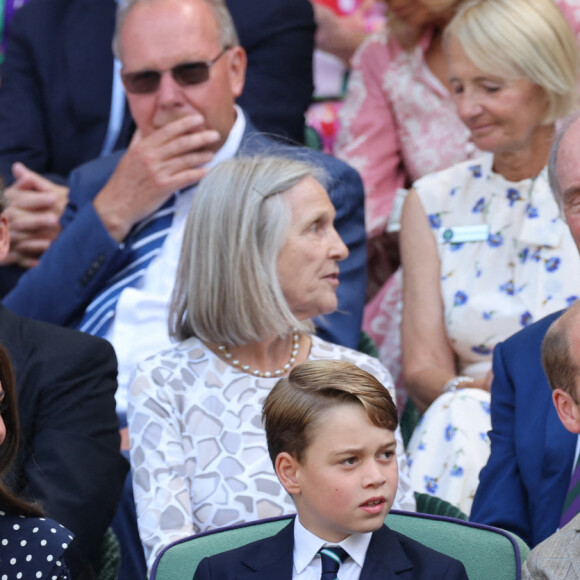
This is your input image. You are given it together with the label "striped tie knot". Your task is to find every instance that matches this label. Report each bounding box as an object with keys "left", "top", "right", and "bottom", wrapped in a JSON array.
[
  {"left": 77, "top": 194, "right": 176, "bottom": 337},
  {"left": 319, "top": 546, "right": 349, "bottom": 580}
]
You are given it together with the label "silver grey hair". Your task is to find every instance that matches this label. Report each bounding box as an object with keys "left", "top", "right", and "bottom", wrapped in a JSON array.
[
  {"left": 112, "top": 0, "right": 239, "bottom": 60},
  {"left": 548, "top": 112, "right": 580, "bottom": 217},
  {"left": 169, "top": 155, "right": 329, "bottom": 346}
]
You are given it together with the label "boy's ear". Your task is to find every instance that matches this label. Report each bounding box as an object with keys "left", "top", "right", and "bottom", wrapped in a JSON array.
[
  {"left": 275, "top": 452, "right": 301, "bottom": 495},
  {"left": 553, "top": 388, "right": 580, "bottom": 434}
]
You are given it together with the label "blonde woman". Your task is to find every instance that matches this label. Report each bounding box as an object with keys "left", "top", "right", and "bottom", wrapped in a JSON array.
[{"left": 338, "top": 0, "right": 580, "bottom": 400}]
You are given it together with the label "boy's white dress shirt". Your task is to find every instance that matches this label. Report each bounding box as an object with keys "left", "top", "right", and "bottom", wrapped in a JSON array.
[{"left": 293, "top": 515, "right": 372, "bottom": 579}]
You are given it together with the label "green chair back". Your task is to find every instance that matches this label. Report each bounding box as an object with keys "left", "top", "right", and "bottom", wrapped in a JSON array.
[
  {"left": 415, "top": 491, "right": 468, "bottom": 521},
  {"left": 304, "top": 125, "right": 323, "bottom": 151},
  {"left": 95, "top": 527, "right": 121, "bottom": 580},
  {"left": 400, "top": 397, "right": 422, "bottom": 448},
  {"left": 357, "top": 330, "right": 380, "bottom": 359},
  {"left": 385, "top": 511, "right": 529, "bottom": 579},
  {"left": 151, "top": 511, "right": 529, "bottom": 580}
]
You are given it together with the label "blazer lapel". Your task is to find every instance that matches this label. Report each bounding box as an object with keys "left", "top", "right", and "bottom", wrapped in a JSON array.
[
  {"left": 238, "top": 118, "right": 274, "bottom": 157},
  {"left": 360, "top": 525, "right": 413, "bottom": 579},
  {"left": 238, "top": 519, "right": 295, "bottom": 580}
]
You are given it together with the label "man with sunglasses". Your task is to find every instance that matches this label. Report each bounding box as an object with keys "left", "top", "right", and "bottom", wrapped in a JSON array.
[
  {"left": 0, "top": 0, "right": 315, "bottom": 296},
  {"left": 4, "top": 0, "right": 365, "bottom": 449}
]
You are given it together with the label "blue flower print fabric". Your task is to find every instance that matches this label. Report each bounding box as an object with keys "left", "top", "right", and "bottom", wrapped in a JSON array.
[
  {"left": 405, "top": 153, "right": 580, "bottom": 516},
  {"left": 418, "top": 153, "right": 580, "bottom": 380}
]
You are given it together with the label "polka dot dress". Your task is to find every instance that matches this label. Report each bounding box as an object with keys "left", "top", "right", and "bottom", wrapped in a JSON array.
[{"left": 0, "top": 512, "right": 73, "bottom": 579}]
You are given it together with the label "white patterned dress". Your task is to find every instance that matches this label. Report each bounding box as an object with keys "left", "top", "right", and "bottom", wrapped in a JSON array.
[
  {"left": 406, "top": 153, "right": 580, "bottom": 515},
  {"left": 128, "top": 334, "right": 415, "bottom": 573}
]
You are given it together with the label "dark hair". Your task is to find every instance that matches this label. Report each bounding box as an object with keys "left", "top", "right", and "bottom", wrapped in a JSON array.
[
  {"left": 263, "top": 360, "right": 398, "bottom": 465},
  {"left": 542, "top": 303, "right": 580, "bottom": 402},
  {"left": 0, "top": 344, "right": 43, "bottom": 516}
]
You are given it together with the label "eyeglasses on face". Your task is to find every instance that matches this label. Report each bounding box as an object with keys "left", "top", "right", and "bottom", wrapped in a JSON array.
[{"left": 121, "top": 46, "right": 231, "bottom": 94}]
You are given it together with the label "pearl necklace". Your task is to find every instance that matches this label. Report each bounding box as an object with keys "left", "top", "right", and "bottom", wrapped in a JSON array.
[{"left": 217, "top": 329, "right": 300, "bottom": 378}]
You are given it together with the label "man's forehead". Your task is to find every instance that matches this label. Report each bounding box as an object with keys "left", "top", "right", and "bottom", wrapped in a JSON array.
[
  {"left": 558, "top": 120, "right": 580, "bottom": 193},
  {"left": 559, "top": 120, "right": 580, "bottom": 167},
  {"left": 119, "top": 0, "right": 220, "bottom": 61},
  {"left": 122, "top": 0, "right": 214, "bottom": 24}
]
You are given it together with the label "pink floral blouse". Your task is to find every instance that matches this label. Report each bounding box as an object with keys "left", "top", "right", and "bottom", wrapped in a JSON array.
[{"left": 335, "top": 27, "right": 477, "bottom": 238}]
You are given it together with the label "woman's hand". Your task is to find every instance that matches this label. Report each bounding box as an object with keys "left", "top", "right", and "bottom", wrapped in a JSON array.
[
  {"left": 463, "top": 370, "right": 494, "bottom": 392},
  {"left": 401, "top": 189, "right": 458, "bottom": 413}
]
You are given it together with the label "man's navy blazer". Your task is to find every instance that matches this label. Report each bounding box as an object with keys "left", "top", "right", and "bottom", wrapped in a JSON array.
[
  {"left": 0, "top": 0, "right": 314, "bottom": 185},
  {"left": 470, "top": 310, "right": 577, "bottom": 548},
  {"left": 4, "top": 120, "right": 366, "bottom": 349},
  {"left": 0, "top": 0, "right": 131, "bottom": 185},
  {"left": 192, "top": 518, "right": 468, "bottom": 579},
  {"left": 0, "top": 303, "right": 128, "bottom": 577}
]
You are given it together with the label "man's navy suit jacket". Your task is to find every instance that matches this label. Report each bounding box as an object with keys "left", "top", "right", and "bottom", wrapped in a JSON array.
[
  {"left": 0, "top": 0, "right": 314, "bottom": 185},
  {"left": 191, "top": 518, "right": 468, "bottom": 579},
  {"left": 4, "top": 120, "right": 366, "bottom": 349},
  {"left": 470, "top": 310, "right": 577, "bottom": 548},
  {"left": 0, "top": 303, "right": 128, "bottom": 577}
]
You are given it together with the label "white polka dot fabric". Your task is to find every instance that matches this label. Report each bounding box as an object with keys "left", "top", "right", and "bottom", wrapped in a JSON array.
[{"left": 0, "top": 512, "right": 73, "bottom": 579}]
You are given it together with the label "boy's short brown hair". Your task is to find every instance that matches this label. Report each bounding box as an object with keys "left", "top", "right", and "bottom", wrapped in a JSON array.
[{"left": 262, "top": 360, "right": 398, "bottom": 465}]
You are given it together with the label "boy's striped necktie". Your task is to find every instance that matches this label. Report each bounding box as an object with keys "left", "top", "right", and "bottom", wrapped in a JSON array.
[{"left": 319, "top": 546, "right": 349, "bottom": 580}]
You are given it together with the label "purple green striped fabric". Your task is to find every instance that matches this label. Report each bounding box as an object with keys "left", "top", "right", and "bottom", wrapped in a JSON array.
[{"left": 560, "top": 455, "right": 580, "bottom": 528}]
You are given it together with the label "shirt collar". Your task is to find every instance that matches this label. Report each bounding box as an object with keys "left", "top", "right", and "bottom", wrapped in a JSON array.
[
  {"left": 207, "top": 104, "right": 245, "bottom": 169},
  {"left": 293, "top": 514, "right": 372, "bottom": 574}
]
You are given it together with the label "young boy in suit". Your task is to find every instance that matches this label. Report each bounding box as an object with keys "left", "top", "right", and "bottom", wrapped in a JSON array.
[{"left": 193, "top": 360, "right": 468, "bottom": 579}]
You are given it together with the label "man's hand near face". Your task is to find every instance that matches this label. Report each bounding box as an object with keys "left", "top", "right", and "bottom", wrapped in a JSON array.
[{"left": 94, "top": 114, "right": 220, "bottom": 242}]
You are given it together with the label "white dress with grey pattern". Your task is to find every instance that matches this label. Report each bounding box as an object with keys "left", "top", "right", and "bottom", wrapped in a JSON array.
[{"left": 128, "top": 334, "right": 415, "bottom": 573}]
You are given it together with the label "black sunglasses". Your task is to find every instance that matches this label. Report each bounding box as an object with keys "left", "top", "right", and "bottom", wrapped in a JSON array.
[{"left": 121, "top": 46, "right": 231, "bottom": 94}]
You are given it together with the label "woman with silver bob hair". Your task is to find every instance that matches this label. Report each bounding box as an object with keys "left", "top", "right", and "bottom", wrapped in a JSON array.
[
  {"left": 400, "top": 0, "right": 580, "bottom": 515},
  {"left": 127, "top": 154, "right": 415, "bottom": 573},
  {"left": 169, "top": 155, "right": 320, "bottom": 347}
]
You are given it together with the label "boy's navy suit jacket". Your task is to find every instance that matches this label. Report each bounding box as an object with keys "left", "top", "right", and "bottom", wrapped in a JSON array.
[{"left": 192, "top": 518, "right": 468, "bottom": 579}]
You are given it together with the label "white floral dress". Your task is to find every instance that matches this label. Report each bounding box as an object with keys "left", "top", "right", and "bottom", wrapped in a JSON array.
[
  {"left": 128, "top": 334, "right": 416, "bottom": 574},
  {"left": 406, "top": 153, "right": 580, "bottom": 515},
  {"left": 360, "top": 0, "right": 580, "bottom": 384}
]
